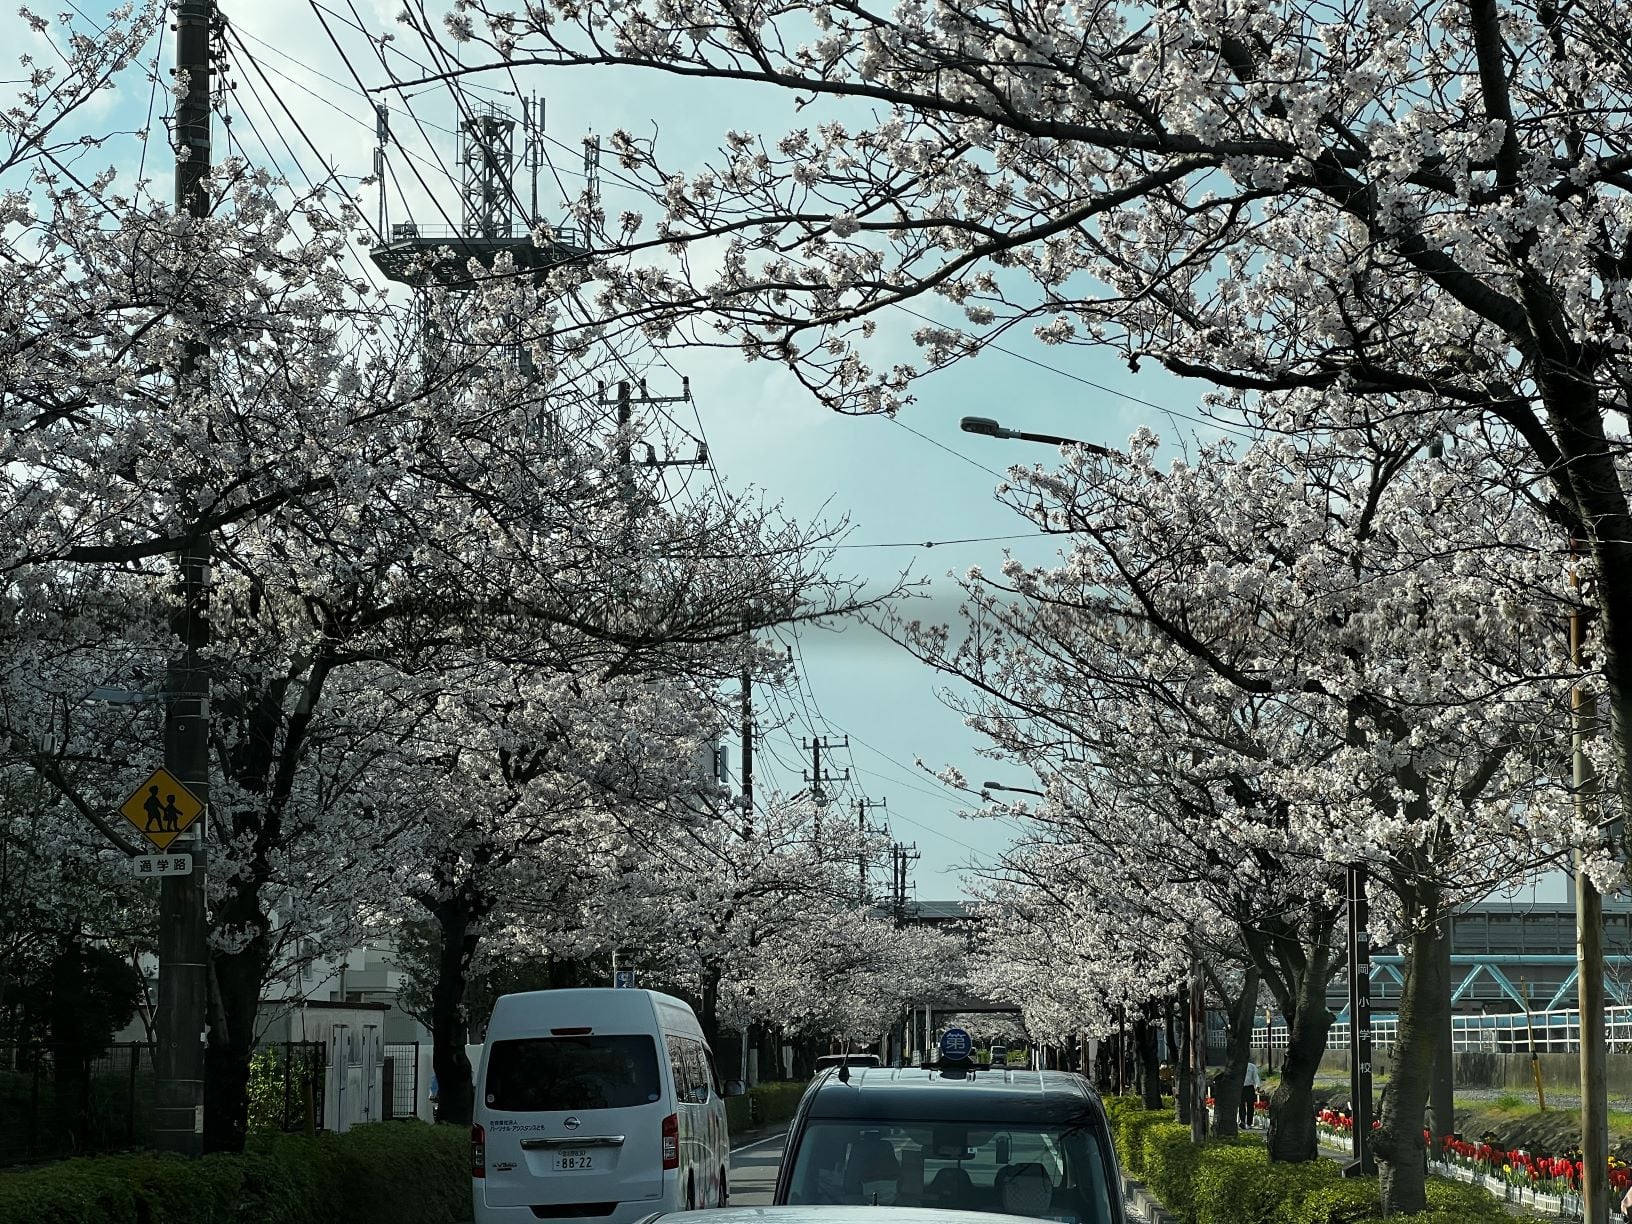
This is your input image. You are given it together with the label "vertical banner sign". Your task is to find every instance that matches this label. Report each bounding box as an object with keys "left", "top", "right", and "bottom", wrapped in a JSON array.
[{"left": 1344, "top": 863, "right": 1376, "bottom": 1177}]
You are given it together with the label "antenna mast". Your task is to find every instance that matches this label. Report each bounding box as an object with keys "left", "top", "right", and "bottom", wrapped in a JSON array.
[{"left": 374, "top": 101, "right": 390, "bottom": 236}]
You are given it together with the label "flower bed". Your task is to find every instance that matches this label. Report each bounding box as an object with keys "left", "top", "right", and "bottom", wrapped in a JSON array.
[
  {"left": 1316, "top": 1107, "right": 1355, "bottom": 1140},
  {"left": 1317, "top": 1119, "right": 1632, "bottom": 1220},
  {"left": 1433, "top": 1133, "right": 1632, "bottom": 1217}
]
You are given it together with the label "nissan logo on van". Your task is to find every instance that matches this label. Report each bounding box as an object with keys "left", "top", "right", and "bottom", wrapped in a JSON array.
[{"left": 563, "top": 1116, "right": 581, "bottom": 1130}]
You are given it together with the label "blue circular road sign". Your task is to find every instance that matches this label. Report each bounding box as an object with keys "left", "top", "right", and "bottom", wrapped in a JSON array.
[{"left": 940, "top": 1027, "right": 972, "bottom": 1062}]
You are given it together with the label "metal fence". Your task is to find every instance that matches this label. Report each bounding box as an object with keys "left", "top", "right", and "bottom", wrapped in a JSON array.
[
  {"left": 0, "top": 1039, "right": 332, "bottom": 1164},
  {"left": 1255, "top": 1003, "right": 1632, "bottom": 1055},
  {"left": 382, "top": 1041, "right": 419, "bottom": 1121},
  {"left": 249, "top": 1040, "right": 327, "bottom": 1135},
  {"left": 0, "top": 1041, "right": 153, "bottom": 1166}
]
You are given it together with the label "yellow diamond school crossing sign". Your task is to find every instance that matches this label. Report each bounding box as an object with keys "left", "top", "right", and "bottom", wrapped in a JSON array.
[{"left": 119, "top": 768, "right": 204, "bottom": 851}]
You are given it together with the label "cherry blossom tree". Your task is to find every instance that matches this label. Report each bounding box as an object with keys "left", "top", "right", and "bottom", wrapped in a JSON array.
[
  {"left": 579, "top": 781, "right": 966, "bottom": 1072},
  {"left": 898, "top": 427, "right": 1578, "bottom": 1198},
  {"left": 966, "top": 865, "right": 1198, "bottom": 1111},
  {"left": 390, "top": 662, "right": 733, "bottom": 1125},
  {"left": 411, "top": 14, "right": 1632, "bottom": 1185},
  {"left": 431, "top": 3, "right": 1632, "bottom": 859},
  {"left": 736, "top": 905, "right": 967, "bottom": 1046},
  {"left": 1, "top": 115, "right": 889, "bottom": 1144}
]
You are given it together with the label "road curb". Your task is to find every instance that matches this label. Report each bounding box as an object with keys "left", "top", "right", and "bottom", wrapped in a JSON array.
[{"left": 1121, "top": 1174, "right": 1175, "bottom": 1223}]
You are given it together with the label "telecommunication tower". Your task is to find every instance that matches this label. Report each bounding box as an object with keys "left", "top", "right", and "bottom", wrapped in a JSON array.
[{"left": 369, "top": 95, "right": 587, "bottom": 287}]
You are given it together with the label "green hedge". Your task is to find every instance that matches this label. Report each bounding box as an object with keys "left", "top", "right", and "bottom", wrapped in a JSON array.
[
  {"left": 1106, "top": 1100, "right": 1168, "bottom": 1180},
  {"left": 1141, "top": 1121, "right": 1204, "bottom": 1220},
  {"left": 725, "top": 1079, "right": 808, "bottom": 1135},
  {"left": 1193, "top": 1147, "right": 1339, "bottom": 1224},
  {"left": 0, "top": 1122, "right": 467, "bottom": 1224},
  {"left": 1126, "top": 1128, "right": 1514, "bottom": 1224},
  {"left": 1266, "top": 1170, "right": 1512, "bottom": 1224}
]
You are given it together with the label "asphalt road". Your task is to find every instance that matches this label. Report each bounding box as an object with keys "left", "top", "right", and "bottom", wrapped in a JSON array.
[{"left": 728, "top": 1131, "right": 786, "bottom": 1206}]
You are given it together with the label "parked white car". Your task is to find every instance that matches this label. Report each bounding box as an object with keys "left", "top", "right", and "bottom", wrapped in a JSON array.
[{"left": 472, "top": 988, "right": 742, "bottom": 1224}]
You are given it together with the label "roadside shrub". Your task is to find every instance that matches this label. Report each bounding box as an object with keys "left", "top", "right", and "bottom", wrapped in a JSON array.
[
  {"left": 1271, "top": 1173, "right": 1510, "bottom": 1224},
  {"left": 0, "top": 1121, "right": 468, "bottom": 1224},
  {"left": 1103, "top": 1094, "right": 1145, "bottom": 1122},
  {"left": 1274, "top": 1178, "right": 1380, "bottom": 1224},
  {"left": 1413, "top": 1178, "right": 1512, "bottom": 1222},
  {"left": 321, "top": 1122, "right": 466, "bottom": 1224},
  {"left": 1141, "top": 1122, "right": 1203, "bottom": 1220},
  {"left": 1193, "top": 1143, "right": 1282, "bottom": 1224},
  {"left": 725, "top": 1079, "right": 808, "bottom": 1134},
  {"left": 1110, "top": 1106, "right": 1168, "bottom": 1179}
]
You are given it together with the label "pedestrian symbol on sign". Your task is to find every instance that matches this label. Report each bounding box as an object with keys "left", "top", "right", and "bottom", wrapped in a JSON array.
[
  {"left": 613, "top": 969, "right": 637, "bottom": 989},
  {"left": 118, "top": 768, "right": 204, "bottom": 851}
]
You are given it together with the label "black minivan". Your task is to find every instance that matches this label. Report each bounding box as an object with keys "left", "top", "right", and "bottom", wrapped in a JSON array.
[{"left": 772, "top": 1065, "right": 1125, "bottom": 1223}]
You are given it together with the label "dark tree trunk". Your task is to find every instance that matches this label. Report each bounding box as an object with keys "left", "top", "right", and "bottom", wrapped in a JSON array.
[
  {"left": 1174, "top": 1010, "right": 1191, "bottom": 1124},
  {"left": 1094, "top": 1039, "right": 1112, "bottom": 1092},
  {"left": 1377, "top": 877, "right": 1446, "bottom": 1216},
  {"left": 1265, "top": 941, "right": 1336, "bottom": 1163},
  {"left": 760, "top": 1025, "right": 782, "bottom": 1079},
  {"left": 45, "top": 935, "right": 89, "bottom": 1151},
  {"left": 1166, "top": 996, "right": 1186, "bottom": 1121},
  {"left": 430, "top": 891, "right": 482, "bottom": 1127},
  {"left": 1210, "top": 963, "right": 1262, "bottom": 1141},
  {"left": 1134, "top": 1007, "right": 1162, "bottom": 1110},
  {"left": 1236, "top": 901, "right": 1340, "bottom": 1164},
  {"left": 1429, "top": 907, "right": 1455, "bottom": 1159},
  {"left": 698, "top": 967, "right": 722, "bottom": 1051},
  {"left": 202, "top": 886, "right": 271, "bottom": 1154}
]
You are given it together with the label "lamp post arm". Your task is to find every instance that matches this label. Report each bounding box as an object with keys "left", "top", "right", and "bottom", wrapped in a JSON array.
[{"left": 1013, "top": 430, "right": 1120, "bottom": 458}]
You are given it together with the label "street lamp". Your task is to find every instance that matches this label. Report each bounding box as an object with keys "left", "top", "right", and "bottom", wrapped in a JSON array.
[
  {"left": 960, "top": 416, "right": 1121, "bottom": 459},
  {"left": 983, "top": 780, "right": 1046, "bottom": 798}
]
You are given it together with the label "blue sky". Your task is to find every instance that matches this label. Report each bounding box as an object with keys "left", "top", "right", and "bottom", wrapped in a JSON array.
[{"left": 7, "top": 1, "right": 1242, "bottom": 897}]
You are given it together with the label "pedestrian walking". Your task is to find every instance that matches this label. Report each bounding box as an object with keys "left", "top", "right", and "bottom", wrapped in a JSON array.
[{"left": 1241, "top": 1058, "right": 1263, "bottom": 1128}]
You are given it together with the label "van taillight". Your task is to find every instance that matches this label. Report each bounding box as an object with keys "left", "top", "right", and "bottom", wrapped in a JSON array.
[
  {"left": 471, "top": 1123, "right": 486, "bottom": 1178},
  {"left": 661, "top": 1113, "right": 679, "bottom": 1170}
]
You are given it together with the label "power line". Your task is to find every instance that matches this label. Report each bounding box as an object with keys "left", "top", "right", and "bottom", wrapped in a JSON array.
[
  {"left": 133, "top": 10, "right": 168, "bottom": 188},
  {"left": 306, "top": 0, "right": 466, "bottom": 243},
  {"left": 224, "top": 32, "right": 386, "bottom": 254},
  {"left": 831, "top": 533, "right": 1040, "bottom": 551},
  {"left": 245, "top": 1, "right": 1254, "bottom": 450}
]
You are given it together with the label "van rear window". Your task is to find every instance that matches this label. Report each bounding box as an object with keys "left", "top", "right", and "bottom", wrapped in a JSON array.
[{"left": 484, "top": 1035, "right": 663, "bottom": 1111}]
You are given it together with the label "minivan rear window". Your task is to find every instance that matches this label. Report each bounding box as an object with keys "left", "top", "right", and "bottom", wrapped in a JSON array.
[
  {"left": 484, "top": 1035, "right": 662, "bottom": 1112},
  {"left": 784, "top": 1118, "right": 1115, "bottom": 1223}
]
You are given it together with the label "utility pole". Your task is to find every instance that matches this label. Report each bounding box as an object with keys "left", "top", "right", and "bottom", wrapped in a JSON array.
[
  {"left": 615, "top": 379, "right": 632, "bottom": 486},
  {"left": 856, "top": 798, "right": 885, "bottom": 902},
  {"left": 739, "top": 652, "right": 753, "bottom": 838},
  {"left": 599, "top": 378, "right": 706, "bottom": 489},
  {"left": 738, "top": 652, "right": 753, "bottom": 1085},
  {"left": 803, "top": 734, "right": 849, "bottom": 836},
  {"left": 1190, "top": 961, "right": 1207, "bottom": 1144},
  {"left": 1342, "top": 865, "right": 1376, "bottom": 1177},
  {"left": 1572, "top": 543, "right": 1608, "bottom": 1224},
  {"left": 888, "top": 842, "right": 919, "bottom": 924},
  {"left": 156, "top": 0, "right": 216, "bottom": 1157}
]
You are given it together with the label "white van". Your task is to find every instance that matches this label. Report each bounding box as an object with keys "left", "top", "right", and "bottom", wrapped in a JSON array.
[{"left": 472, "top": 988, "right": 742, "bottom": 1223}]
